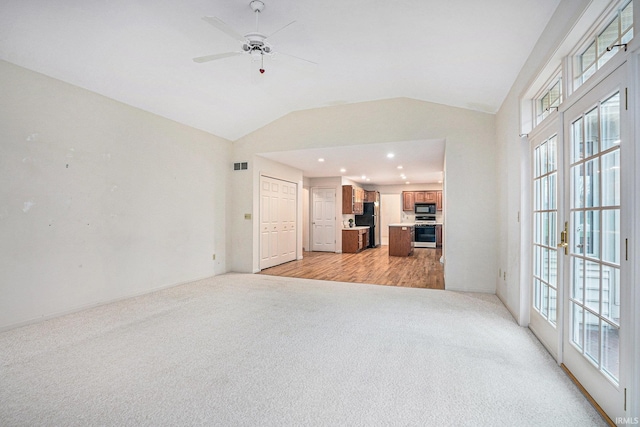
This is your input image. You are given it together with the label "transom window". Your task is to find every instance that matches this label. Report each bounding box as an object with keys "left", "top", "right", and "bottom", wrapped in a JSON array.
[
  {"left": 574, "top": 0, "right": 633, "bottom": 90},
  {"left": 536, "top": 75, "right": 562, "bottom": 125}
]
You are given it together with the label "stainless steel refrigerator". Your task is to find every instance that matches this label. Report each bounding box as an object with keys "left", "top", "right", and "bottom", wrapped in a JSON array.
[{"left": 355, "top": 201, "right": 380, "bottom": 248}]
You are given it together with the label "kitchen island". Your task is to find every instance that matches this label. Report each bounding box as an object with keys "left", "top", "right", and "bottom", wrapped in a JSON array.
[{"left": 388, "top": 224, "right": 414, "bottom": 257}]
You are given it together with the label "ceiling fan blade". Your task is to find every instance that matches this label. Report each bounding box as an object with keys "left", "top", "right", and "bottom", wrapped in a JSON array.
[
  {"left": 276, "top": 51, "right": 317, "bottom": 65},
  {"left": 201, "top": 16, "right": 246, "bottom": 42},
  {"left": 267, "top": 20, "right": 297, "bottom": 40},
  {"left": 193, "top": 52, "right": 243, "bottom": 63}
]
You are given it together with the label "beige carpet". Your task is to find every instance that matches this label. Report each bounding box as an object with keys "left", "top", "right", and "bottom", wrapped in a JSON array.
[{"left": 0, "top": 273, "right": 604, "bottom": 426}]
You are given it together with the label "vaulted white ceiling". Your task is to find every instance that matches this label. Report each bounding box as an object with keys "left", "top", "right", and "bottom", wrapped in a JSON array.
[{"left": 0, "top": 0, "right": 560, "bottom": 184}]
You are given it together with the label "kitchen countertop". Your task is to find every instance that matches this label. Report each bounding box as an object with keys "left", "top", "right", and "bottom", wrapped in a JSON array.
[
  {"left": 343, "top": 226, "right": 370, "bottom": 230},
  {"left": 389, "top": 223, "right": 415, "bottom": 227}
]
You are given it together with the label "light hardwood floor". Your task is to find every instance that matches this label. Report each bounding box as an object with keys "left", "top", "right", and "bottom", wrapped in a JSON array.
[{"left": 260, "top": 245, "right": 444, "bottom": 289}]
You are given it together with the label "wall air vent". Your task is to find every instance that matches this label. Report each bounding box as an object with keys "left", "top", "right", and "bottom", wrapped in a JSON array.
[{"left": 233, "top": 162, "right": 248, "bottom": 171}]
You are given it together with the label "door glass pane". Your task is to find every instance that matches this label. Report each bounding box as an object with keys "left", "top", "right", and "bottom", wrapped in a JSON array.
[
  {"left": 542, "top": 212, "right": 549, "bottom": 246},
  {"left": 602, "top": 210, "right": 620, "bottom": 264},
  {"left": 542, "top": 247, "right": 549, "bottom": 283},
  {"left": 549, "top": 212, "right": 557, "bottom": 247},
  {"left": 572, "top": 302, "right": 584, "bottom": 350},
  {"left": 601, "top": 93, "right": 620, "bottom": 151},
  {"left": 585, "top": 260, "right": 601, "bottom": 313},
  {"left": 533, "top": 246, "right": 542, "bottom": 277},
  {"left": 585, "top": 159, "right": 600, "bottom": 207},
  {"left": 585, "top": 310, "right": 600, "bottom": 364},
  {"left": 534, "top": 278, "right": 542, "bottom": 311},
  {"left": 549, "top": 287, "right": 557, "bottom": 325},
  {"left": 549, "top": 248, "right": 558, "bottom": 286},
  {"left": 572, "top": 211, "right": 584, "bottom": 255},
  {"left": 534, "top": 145, "right": 541, "bottom": 177},
  {"left": 571, "top": 118, "right": 583, "bottom": 162},
  {"left": 572, "top": 257, "right": 584, "bottom": 303},
  {"left": 542, "top": 283, "right": 549, "bottom": 318},
  {"left": 571, "top": 164, "right": 584, "bottom": 208},
  {"left": 602, "top": 150, "right": 620, "bottom": 206},
  {"left": 540, "top": 141, "right": 548, "bottom": 175},
  {"left": 541, "top": 176, "right": 549, "bottom": 210},
  {"left": 548, "top": 136, "right": 557, "bottom": 171},
  {"left": 549, "top": 173, "right": 557, "bottom": 210},
  {"left": 602, "top": 322, "right": 619, "bottom": 381},
  {"left": 585, "top": 210, "right": 600, "bottom": 259},
  {"left": 584, "top": 108, "right": 599, "bottom": 157},
  {"left": 602, "top": 265, "right": 620, "bottom": 325}
]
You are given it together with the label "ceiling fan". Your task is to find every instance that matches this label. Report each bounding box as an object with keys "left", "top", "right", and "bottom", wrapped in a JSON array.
[{"left": 193, "top": 0, "right": 315, "bottom": 73}]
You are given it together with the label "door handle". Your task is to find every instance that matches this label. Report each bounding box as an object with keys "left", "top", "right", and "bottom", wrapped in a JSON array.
[{"left": 557, "top": 221, "right": 568, "bottom": 255}]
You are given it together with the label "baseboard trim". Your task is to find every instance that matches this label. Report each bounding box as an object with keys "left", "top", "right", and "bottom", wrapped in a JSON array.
[
  {"left": 0, "top": 273, "right": 217, "bottom": 333},
  {"left": 560, "top": 363, "right": 615, "bottom": 427}
]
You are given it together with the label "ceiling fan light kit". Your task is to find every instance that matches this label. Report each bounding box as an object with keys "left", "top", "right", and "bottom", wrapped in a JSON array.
[{"left": 193, "top": 0, "right": 314, "bottom": 74}]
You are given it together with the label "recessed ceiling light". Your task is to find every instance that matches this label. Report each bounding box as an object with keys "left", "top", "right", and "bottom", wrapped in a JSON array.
[
  {"left": 340, "top": 168, "right": 346, "bottom": 173},
  {"left": 361, "top": 175, "right": 366, "bottom": 179},
  {"left": 366, "top": 178, "right": 371, "bottom": 182},
  {"left": 387, "top": 153, "right": 395, "bottom": 159},
  {"left": 397, "top": 165, "right": 403, "bottom": 169},
  {"left": 406, "top": 181, "right": 411, "bottom": 185},
  {"left": 318, "top": 158, "right": 325, "bottom": 162}
]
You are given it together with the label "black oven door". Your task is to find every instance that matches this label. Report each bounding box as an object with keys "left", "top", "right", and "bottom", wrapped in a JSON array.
[{"left": 414, "top": 225, "right": 436, "bottom": 248}]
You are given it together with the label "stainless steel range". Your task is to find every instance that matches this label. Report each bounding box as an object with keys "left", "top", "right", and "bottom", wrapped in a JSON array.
[{"left": 414, "top": 203, "right": 437, "bottom": 248}]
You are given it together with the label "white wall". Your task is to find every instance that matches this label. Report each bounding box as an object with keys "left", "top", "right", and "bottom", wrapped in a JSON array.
[
  {"left": 232, "top": 98, "right": 497, "bottom": 293},
  {"left": 0, "top": 60, "right": 231, "bottom": 330},
  {"left": 494, "top": 0, "right": 591, "bottom": 324}
]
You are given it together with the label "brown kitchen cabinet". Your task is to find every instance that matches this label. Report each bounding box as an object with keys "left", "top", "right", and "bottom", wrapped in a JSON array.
[
  {"left": 402, "top": 190, "right": 443, "bottom": 211},
  {"left": 402, "top": 191, "right": 415, "bottom": 211},
  {"left": 389, "top": 225, "right": 414, "bottom": 257},
  {"left": 436, "top": 224, "right": 443, "bottom": 247},
  {"left": 342, "top": 185, "right": 365, "bottom": 214},
  {"left": 342, "top": 228, "right": 369, "bottom": 253},
  {"left": 364, "top": 190, "right": 379, "bottom": 203}
]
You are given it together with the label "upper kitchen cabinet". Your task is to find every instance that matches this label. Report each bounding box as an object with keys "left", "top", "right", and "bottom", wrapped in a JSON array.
[
  {"left": 364, "top": 190, "right": 379, "bottom": 203},
  {"left": 402, "top": 191, "right": 415, "bottom": 212},
  {"left": 342, "top": 185, "right": 364, "bottom": 215},
  {"left": 403, "top": 190, "right": 443, "bottom": 211}
]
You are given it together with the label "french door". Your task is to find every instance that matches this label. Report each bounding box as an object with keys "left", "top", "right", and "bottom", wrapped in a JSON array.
[
  {"left": 530, "top": 65, "right": 628, "bottom": 420},
  {"left": 529, "top": 123, "right": 561, "bottom": 359},
  {"left": 561, "top": 66, "right": 627, "bottom": 419}
]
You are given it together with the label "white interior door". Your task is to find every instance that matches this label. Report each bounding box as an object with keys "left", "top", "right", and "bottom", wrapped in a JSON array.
[
  {"left": 311, "top": 188, "right": 336, "bottom": 252},
  {"left": 260, "top": 176, "right": 297, "bottom": 270},
  {"left": 561, "top": 65, "right": 627, "bottom": 420},
  {"left": 380, "top": 194, "right": 401, "bottom": 246}
]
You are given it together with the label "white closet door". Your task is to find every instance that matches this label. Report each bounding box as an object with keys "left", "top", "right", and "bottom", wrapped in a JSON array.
[{"left": 260, "top": 176, "right": 297, "bottom": 270}]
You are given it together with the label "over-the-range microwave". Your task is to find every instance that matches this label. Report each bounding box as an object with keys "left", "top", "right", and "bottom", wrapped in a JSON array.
[{"left": 415, "top": 203, "right": 436, "bottom": 215}]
